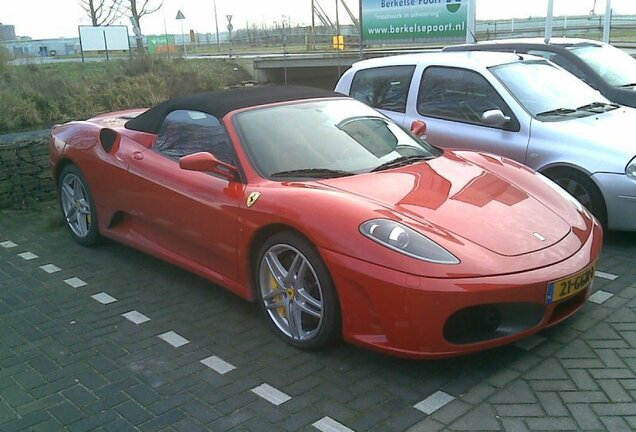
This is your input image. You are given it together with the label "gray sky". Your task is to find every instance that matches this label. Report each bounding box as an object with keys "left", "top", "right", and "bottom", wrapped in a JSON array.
[{"left": 2, "top": 0, "right": 636, "bottom": 40}]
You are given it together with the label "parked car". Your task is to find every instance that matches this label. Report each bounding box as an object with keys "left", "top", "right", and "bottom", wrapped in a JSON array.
[
  {"left": 444, "top": 38, "right": 636, "bottom": 108},
  {"left": 50, "top": 86, "right": 601, "bottom": 359},
  {"left": 336, "top": 51, "right": 636, "bottom": 231}
]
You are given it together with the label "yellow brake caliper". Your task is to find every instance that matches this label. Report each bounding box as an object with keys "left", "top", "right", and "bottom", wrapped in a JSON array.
[{"left": 270, "top": 273, "right": 286, "bottom": 318}]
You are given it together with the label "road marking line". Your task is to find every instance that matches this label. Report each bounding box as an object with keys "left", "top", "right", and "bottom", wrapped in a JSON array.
[
  {"left": 40, "top": 264, "right": 61, "bottom": 273},
  {"left": 158, "top": 331, "right": 189, "bottom": 348},
  {"left": 91, "top": 292, "right": 117, "bottom": 304},
  {"left": 514, "top": 334, "right": 547, "bottom": 351},
  {"left": 18, "top": 252, "right": 38, "bottom": 260},
  {"left": 414, "top": 390, "right": 455, "bottom": 415},
  {"left": 251, "top": 383, "right": 291, "bottom": 406},
  {"left": 588, "top": 290, "right": 614, "bottom": 304},
  {"left": 313, "top": 417, "right": 355, "bottom": 432},
  {"left": 122, "top": 310, "right": 150, "bottom": 325},
  {"left": 595, "top": 271, "right": 618, "bottom": 281},
  {"left": 1, "top": 241, "right": 17, "bottom": 248},
  {"left": 200, "top": 355, "right": 235, "bottom": 374},
  {"left": 64, "top": 277, "right": 87, "bottom": 288}
]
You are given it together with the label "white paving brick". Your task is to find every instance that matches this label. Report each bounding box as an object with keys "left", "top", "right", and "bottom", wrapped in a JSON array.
[
  {"left": 588, "top": 290, "right": 614, "bottom": 304},
  {"left": 200, "top": 355, "right": 235, "bottom": 374},
  {"left": 40, "top": 264, "right": 61, "bottom": 273},
  {"left": 1, "top": 241, "right": 17, "bottom": 248},
  {"left": 414, "top": 390, "right": 455, "bottom": 415},
  {"left": 514, "top": 334, "right": 548, "bottom": 351},
  {"left": 64, "top": 277, "right": 87, "bottom": 288},
  {"left": 91, "top": 292, "right": 117, "bottom": 304},
  {"left": 251, "top": 383, "right": 291, "bottom": 406},
  {"left": 18, "top": 252, "right": 38, "bottom": 260},
  {"left": 595, "top": 271, "right": 618, "bottom": 281},
  {"left": 313, "top": 416, "right": 355, "bottom": 432},
  {"left": 122, "top": 310, "right": 150, "bottom": 325},
  {"left": 158, "top": 331, "right": 189, "bottom": 347}
]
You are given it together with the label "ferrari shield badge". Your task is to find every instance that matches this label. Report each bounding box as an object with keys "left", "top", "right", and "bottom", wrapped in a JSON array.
[{"left": 246, "top": 191, "right": 261, "bottom": 207}]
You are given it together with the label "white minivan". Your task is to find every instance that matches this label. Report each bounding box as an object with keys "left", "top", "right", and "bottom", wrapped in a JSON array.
[{"left": 335, "top": 51, "right": 636, "bottom": 231}]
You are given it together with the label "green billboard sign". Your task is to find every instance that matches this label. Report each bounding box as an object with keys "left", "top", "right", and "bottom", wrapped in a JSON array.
[
  {"left": 361, "top": 0, "right": 467, "bottom": 43},
  {"left": 147, "top": 35, "right": 176, "bottom": 54}
]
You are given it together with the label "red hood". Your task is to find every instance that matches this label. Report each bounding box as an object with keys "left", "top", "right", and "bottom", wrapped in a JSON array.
[{"left": 319, "top": 152, "right": 572, "bottom": 257}]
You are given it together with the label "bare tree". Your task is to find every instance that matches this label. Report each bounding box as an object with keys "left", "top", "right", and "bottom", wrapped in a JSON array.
[
  {"left": 80, "top": 0, "right": 124, "bottom": 26},
  {"left": 128, "top": 0, "right": 164, "bottom": 52}
]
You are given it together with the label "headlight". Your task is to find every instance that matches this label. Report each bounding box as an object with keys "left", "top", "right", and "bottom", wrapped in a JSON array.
[
  {"left": 537, "top": 173, "right": 584, "bottom": 212},
  {"left": 627, "top": 157, "right": 636, "bottom": 180},
  {"left": 360, "top": 219, "right": 460, "bottom": 264}
]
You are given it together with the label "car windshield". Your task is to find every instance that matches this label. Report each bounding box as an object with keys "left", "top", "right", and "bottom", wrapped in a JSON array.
[
  {"left": 490, "top": 60, "right": 611, "bottom": 119},
  {"left": 233, "top": 99, "right": 440, "bottom": 179},
  {"left": 568, "top": 43, "right": 636, "bottom": 87}
]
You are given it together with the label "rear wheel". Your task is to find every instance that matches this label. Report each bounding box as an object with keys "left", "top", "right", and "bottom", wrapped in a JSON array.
[
  {"left": 548, "top": 169, "right": 607, "bottom": 228},
  {"left": 58, "top": 165, "right": 100, "bottom": 246},
  {"left": 256, "top": 232, "right": 341, "bottom": 349}
]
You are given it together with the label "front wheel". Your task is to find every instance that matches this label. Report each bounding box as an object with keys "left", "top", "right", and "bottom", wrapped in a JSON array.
[
  {"left": 256, "top": 232, "right": 341, "bottom": 349},
  {"left": 58, "top": 165, "right": 100, "bottom": 246}
]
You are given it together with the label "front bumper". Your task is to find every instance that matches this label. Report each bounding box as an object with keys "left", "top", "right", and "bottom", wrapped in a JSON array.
[
  {"left": 593, "top": 172, "right": 636, "bottom": 231},
  {"left": 321, "top": 221, "right": 603, "bottom": 359}
]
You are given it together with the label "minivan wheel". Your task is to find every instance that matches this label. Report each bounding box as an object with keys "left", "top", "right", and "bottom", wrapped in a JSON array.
[{"left": 548, "top": 169, "right": 607, "bottom": 229}]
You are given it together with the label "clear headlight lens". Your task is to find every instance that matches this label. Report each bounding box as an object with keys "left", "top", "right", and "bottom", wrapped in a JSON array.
[
  {"left": 360, "top": 219, "right": 460, "bottom": 264},
  {"left": 537, "top": 173, "right": 583, "bottom": 212},
  {"left": 627, "top": 157, "right": 636, "bottom": 180}
]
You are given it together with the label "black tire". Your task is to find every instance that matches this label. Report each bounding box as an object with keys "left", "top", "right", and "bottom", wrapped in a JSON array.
[
  {"left": 255, "top": 231, "right": 341, "bottom": 349},
  {"left": 58, "top": 165, "right": 101, "bottom": 246},
  {"left": 547, "top": 169, "right": 607, "bottom": 229}
]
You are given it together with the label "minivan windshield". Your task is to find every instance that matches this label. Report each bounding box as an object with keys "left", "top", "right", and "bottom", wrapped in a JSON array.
[
  {"left": 568, "top": 43, "right": 636, "bottom": 87},
  {"left": 234, "top": 99, "right": 440, "bottom": 179},
  {"left": 490, "top": 60, "right": 612, "bottom": 119}
]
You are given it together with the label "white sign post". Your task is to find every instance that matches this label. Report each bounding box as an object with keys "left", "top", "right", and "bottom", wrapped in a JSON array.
[
  {"left": 545, "top": 0, "right": 554, "bottom": 44},
  {"left": 176, "top": 9, "right": 187, "bottom": 58},
  {"left": 603, "top": 0, "right": 612, "bottom": 43},
  {"left": 466, "top": 0, "right": 476, "bottom": 43},
  {"left": 227, "top": 15, "right": 233, "bottom": 58},
  {"left": 78, "top": 26, "right": 130, "bottom": 62}
]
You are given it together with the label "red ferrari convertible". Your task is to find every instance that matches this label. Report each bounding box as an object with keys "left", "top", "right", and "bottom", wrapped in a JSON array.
[{"left": 50, "top": 86, "right": 602, "bottom": 358}]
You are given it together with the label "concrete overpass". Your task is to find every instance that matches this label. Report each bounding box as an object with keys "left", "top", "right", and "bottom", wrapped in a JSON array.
[{"left": 226, "top": 42, "right": 636, "bottom": 88}]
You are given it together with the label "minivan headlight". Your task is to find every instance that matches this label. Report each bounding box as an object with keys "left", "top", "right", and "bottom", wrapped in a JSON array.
[{"left": 360, "top": 219, "right": 459, "bottom": 264}]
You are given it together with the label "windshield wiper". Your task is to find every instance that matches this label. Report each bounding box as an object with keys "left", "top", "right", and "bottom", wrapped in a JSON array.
[
  {"left": 620, "top": 83, "right": 636, "bottom": 88},
  {"left": 576, "top": 101, "right": 619, "bottom": 112},
  {"left": 270, "top": 168, "right": 353, "bottom": 179},
  {"left": 536, "top": 108, "right": 577, "bottom": 117},
  {"left": 371, "top": 155, "right": 433, "bottom": 172}
]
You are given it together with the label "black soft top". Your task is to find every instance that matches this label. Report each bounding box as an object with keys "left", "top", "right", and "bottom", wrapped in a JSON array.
[{"left": 125, "top": 85, "right": 342, "bottom": 134}]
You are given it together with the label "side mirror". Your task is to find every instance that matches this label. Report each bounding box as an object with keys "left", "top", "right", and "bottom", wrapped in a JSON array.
[
  {"left": 410, "top": 120, "right": 427, "bottom": 137},
  {"left": 481, "top": 110, "right": 511, "bottom": 127},
  {"left": 179, "top": 152, "right": 238, "bottom": 181}
]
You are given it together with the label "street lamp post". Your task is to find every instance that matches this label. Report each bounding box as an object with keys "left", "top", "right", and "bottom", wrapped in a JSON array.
[{"left": 214, "top": 0, "right": 221, "bottom": 52}]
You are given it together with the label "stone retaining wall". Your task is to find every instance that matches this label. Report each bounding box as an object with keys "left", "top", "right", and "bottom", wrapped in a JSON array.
[{"left": 0, "top": 137, "right": 55, "bottom": 208}]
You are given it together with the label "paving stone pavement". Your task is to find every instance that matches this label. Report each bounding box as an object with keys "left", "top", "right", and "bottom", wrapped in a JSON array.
[{"left": 1, "top": 206, "right": 635, "bottom": 431}]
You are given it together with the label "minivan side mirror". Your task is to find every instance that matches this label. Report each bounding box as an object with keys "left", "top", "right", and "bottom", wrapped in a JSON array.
[
  {"left": 481, "top": 110, "right": 511, "bottom": 127},
  {"left": 179, "top": 152, "right": 238, "bottom": 181},
  {"left": 410, "top": 120, "right": 427, "bottom": 137}
]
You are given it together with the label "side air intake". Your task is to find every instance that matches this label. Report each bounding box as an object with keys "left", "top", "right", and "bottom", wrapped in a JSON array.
[{"left": 99, "top": 128, "right": 119, "bottom": 153}]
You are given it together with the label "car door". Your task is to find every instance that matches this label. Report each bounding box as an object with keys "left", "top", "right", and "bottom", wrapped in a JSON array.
[
  {"left": 403, "top": 64, "right": 531, "bottom": 164},
  {"left": 123, "top": 109, "right": 244, "bottom": 281}
]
